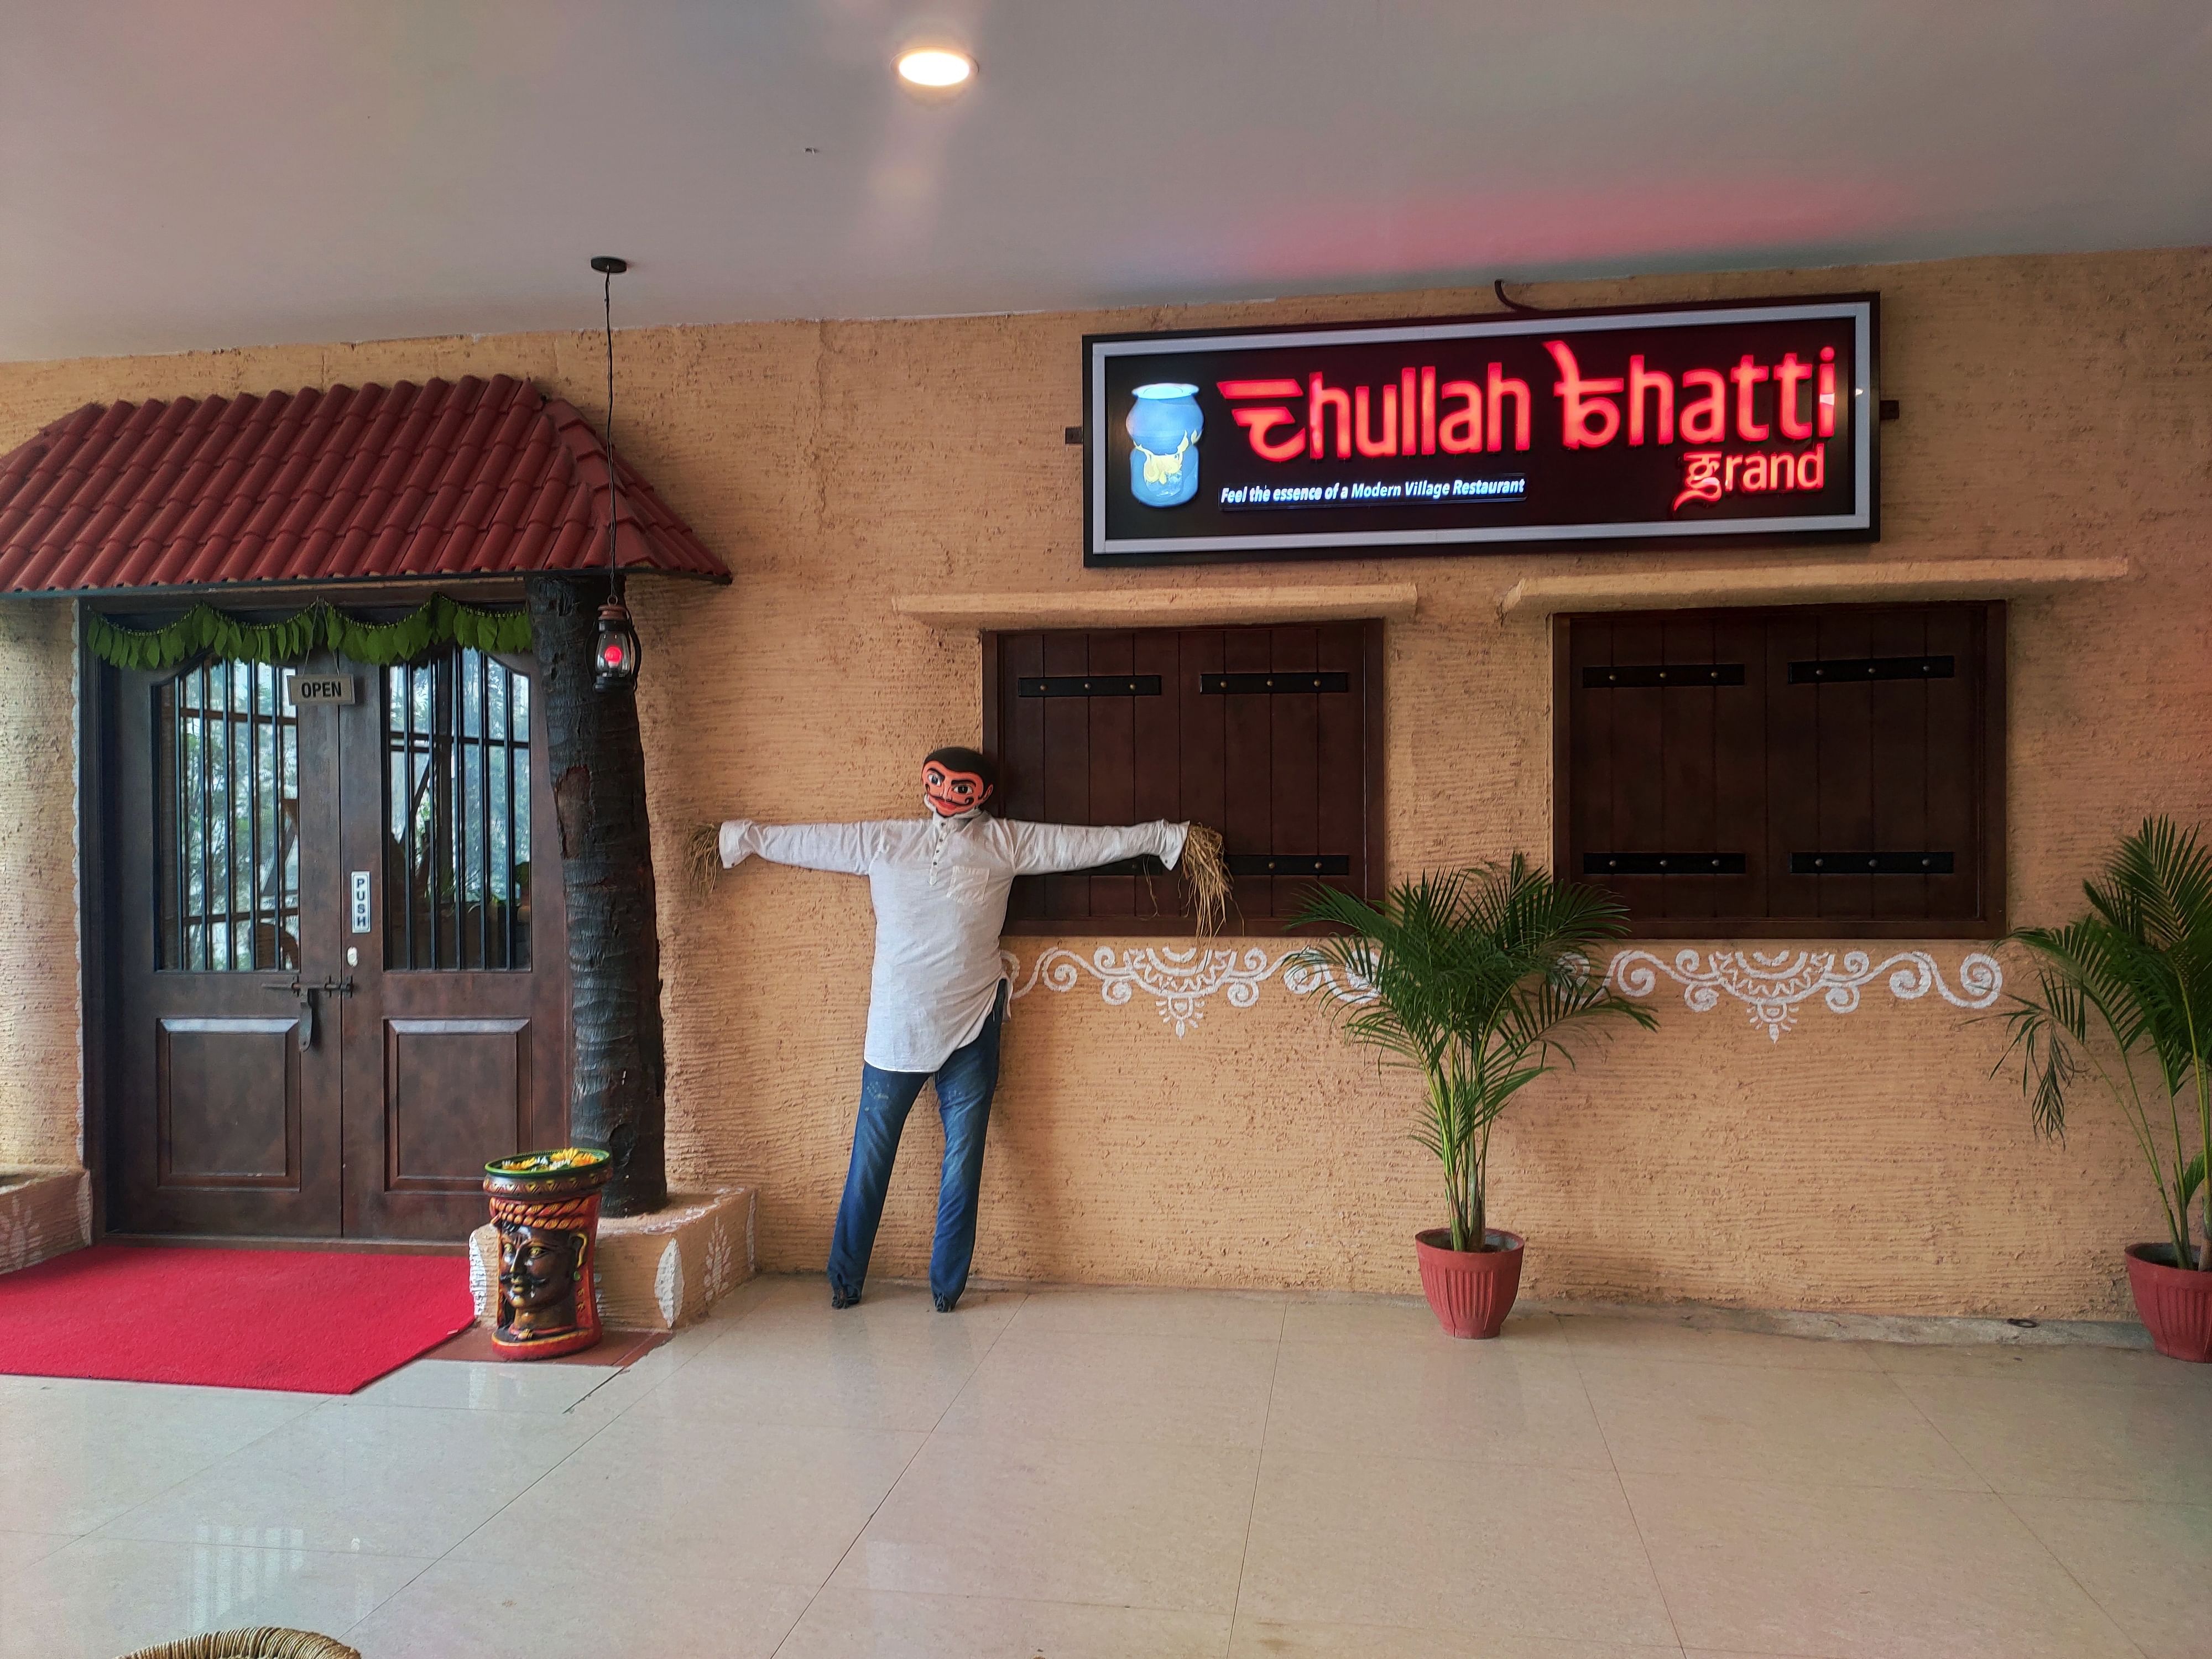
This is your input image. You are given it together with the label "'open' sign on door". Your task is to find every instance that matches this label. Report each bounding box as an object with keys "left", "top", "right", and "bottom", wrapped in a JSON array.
[{"left": 289, "top": 674, "right": 356, "bottom": 705}]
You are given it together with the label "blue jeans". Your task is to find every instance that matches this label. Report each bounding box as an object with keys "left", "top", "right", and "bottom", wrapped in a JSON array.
[{"left": 826, "top": 984, "right": 1005, "bottom": 1307}]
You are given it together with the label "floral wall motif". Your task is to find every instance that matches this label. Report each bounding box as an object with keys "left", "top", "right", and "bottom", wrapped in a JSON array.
[{"left": 1004, "top": 944, "right": 2002, "bottom": 1044}]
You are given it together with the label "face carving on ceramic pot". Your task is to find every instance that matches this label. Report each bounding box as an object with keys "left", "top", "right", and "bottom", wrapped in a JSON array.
[
  {"left": 922, "top": 759, "right": 993, "bottom": 820},
  {"left": 498, "top": 1223, "right": 581, "bottom": 1335}
]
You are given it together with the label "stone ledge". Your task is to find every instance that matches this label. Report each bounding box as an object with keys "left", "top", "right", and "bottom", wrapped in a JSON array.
[
  {"left": 893, "top": 582, "right": 1420, "bottom": 632},
  {"left": 470, "top": 1185, "right": 755, "bottom": 1332},
  {"left": 1498, "top": 556, "right": 2130, "bottom": 617},
  {"left": 0, "top": 1167, "right": 91, "bottom": 1276}
]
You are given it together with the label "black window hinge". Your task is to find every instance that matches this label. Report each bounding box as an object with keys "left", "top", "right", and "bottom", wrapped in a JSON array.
[
  {"left": 1582, "top": 664, "right": 1746, "bottom": 688},
  {"left": 1584, "top": 853, "right": 1747, "bottom": 875},
  {"left": 1201, "top": 672, "right": 1350, "bottom": 695},
  {"left": 1016, "top": 675, "right": 1163, "bottom": 698},
  {"left": 1791, "top": 852, "right": 1955, "bottom": 875}
]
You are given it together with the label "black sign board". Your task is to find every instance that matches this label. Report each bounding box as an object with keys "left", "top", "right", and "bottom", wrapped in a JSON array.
[{"left": 1084, "top": 296, "right": 1878, "bottom": 565}]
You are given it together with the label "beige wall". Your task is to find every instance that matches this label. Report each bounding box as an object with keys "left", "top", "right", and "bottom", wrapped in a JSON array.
[
  {"left": 2, "top": 248, "right": 2206, "bottom": 1316},
  {"left": 0, "top": 599, "right": 80, "bottom": 1170}
]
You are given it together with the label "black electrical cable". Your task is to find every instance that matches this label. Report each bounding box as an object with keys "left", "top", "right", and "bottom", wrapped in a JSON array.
[{"left": 603, "top": 267, "right": 619, "bottom": 589}]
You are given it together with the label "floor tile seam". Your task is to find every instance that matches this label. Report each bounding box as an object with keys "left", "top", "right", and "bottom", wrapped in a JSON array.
[
  {"left": 1863, "top": 1361, "right": 2020, "bottom": 1494},
  {"left": 1562, "top": 1324, "right": 1688, "bottom": 1651},
  {"left": 1605, "top": 1464, "right": 1996, "bottom": 1496},
  {"left": 790, "top": 1580, "right": 1250, "bottom": 1628},
  {"left": 1232, "top": 1589, "right": 1690, "bottom": 1653},
  {"left": 328, "top": 1397, "right": 597, "bottom": 1418},
  {"left": 0, "top": 1538, "right": 444, "bottom": 1641},
  {"left": 991, "top": 1327, "right": 1292, "bottom": 1354},
  {"left": 0, "top": 1380, "right": 343, "bottom": 1402},
  {"left": 1887, "top": 1369, "right": 2212, "bottom": 1402},
  {"left": 1578, "top": 1358, "right": 2003, "bottom": 1493},
  {"left": 330, "top": 1550, "right": 482, "bottom": 1644},
  {"left": 1849, "top": 1380, "right": 2159, "bottom": 1659},
  {"left": 790, "top": 1582, "right": 1247, "bottom": 1620},
  {"left": 902, "top": 1421, "right": 1272, "bottom": 1456},
  {"left": 912, "top": 1288, "right": 1026, "bottom": 1435},
  {"left": 1274, "top": 1334, "right": 1574, "bottom": 1348},
  {"left": 1983, "top": 1481, "right": 2156, "bottom": 1658},
  {"left": 0, "top": 1551, "right": 62, "bottom": 1593},
  {"left": 1603, "top": 1447, "right": 1691, "bottom": 1650},
  {"left": 1254, "top": 1435, "right": 1619, "bottom": 1471},
  {"left": 1222, "top": 1314, "right": 1288, "bottom": 1657},
  {"left": 585, "top": 1405, "right": 962, "bottom": 1435},
  {"left": 2008, "top": 1493, "right": 2212, "bottom": 1516},
  {"left": 1238, "top": 1436, "right": 1683, "bottom": 1481},
  {"left": 564, "top": 1365, "right": 662, "bottom": 1417},
  {"left": 767, "top": 1292, "right": 1031, "bottom": 1659},
  {"left": 988, "top": 1328, "right": 1288, "bottom": 1350},
  {"left": 392, "top": 1383, "right": 645, "bottom": 1578},
  {"left": 1222, "top": 1608, "right": 1690, "bottom": 1653},
  {"left": 632, "top": 1417, "right": 1275, "bottom": 1447},
  {"left": 440, "top": 1546, "right": 848, "bottom": 1597},
  {"left": 41, "top": 1532, "right": 439, "bottom": 1564},
  {"left": 1563, "top": 1352, "right": 1891, "bottom": 1380},
  {"left": 64, "top": 1397, "right": 341, "bottom": 1543}
]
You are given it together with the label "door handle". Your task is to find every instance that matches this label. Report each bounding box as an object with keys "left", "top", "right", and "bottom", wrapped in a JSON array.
[{"left": 263, "top": 979, "right": 317, "bottom": 1051}]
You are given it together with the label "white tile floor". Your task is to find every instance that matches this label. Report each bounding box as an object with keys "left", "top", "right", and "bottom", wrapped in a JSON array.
[{"left": 2, "top": 1275, "right": 2209, "bottom": 1659}]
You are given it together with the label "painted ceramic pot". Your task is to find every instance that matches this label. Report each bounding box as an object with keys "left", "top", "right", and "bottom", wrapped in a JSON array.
[
  {"left": 483, "top": 1147, "right": 613, "bottom": 1360},
  {"left": 1414, "top": 1227, "right": 1526, "bottom": 1339},
  {"left": 1126, "top": 382, "right": 1204, "bottom": 508},
  {"left": 2124, "top": 1243, "right": 2212, "bottom": 1362}
]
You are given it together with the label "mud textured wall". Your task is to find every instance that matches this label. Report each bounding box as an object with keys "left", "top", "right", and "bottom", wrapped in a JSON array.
[
  {"left": 0, "top": 599, "right": 80, "bottom": 1168},
  {"left": 2, "top": 247, "right": 2205, "bottom": 1315}
]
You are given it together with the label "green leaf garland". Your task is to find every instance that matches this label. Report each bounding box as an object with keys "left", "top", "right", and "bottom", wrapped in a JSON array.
[{"left": 86, "top": 596, "right": 533, "bottom": 672}]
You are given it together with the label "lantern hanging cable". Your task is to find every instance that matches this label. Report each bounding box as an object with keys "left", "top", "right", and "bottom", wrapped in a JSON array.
[
  {"left": 597, "top": 255, "right": 624, "bottom": 589},
  {"left": 589, "top": 254, "right": 641, "bottom": 690}
]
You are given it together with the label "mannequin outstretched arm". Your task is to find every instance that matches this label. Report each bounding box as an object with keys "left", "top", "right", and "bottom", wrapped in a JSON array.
[
  {"left": 1008, "top": 818, "right": 1188, "bottom": 875},
  {"left": 718, "top": 818, "right": 877, "bottom": 875}
]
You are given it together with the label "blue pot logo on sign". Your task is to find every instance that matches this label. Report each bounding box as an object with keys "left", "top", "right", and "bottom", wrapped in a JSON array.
[{"left": 1126, "top": 382, "right": 1204, "bottom": 507}]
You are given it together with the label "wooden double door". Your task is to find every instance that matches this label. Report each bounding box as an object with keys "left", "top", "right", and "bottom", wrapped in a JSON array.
[{"left": 102, "top": 643, "right": 568, "bottom": 1241}]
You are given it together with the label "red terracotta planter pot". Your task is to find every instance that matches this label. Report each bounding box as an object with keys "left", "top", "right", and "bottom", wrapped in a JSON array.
[
  {"left": 1414, "top": 1228, "right": 1525, "bottom": 1339},
  {"left": 2124, "top": 1243, "right": 2212, "bottom": 1363}
]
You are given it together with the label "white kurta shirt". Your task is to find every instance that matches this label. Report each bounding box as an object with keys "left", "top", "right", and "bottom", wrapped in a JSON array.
[{"left": 720, "top": 813, "right": 1188, "bottom": 1072}]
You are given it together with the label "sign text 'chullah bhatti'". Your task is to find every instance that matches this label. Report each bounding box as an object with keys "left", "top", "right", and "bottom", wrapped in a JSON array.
[{"left": 1083, "top": 296, "right": 1878, "bottom": 564}]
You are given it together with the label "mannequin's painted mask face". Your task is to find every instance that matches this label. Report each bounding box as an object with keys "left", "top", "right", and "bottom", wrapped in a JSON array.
[{"left": 922, "top": 760, "right": 993, "bottom": 819}]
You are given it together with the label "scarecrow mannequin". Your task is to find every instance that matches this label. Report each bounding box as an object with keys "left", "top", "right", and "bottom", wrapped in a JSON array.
[{"left": 714, "top": 746, "right": 1225, "bottom": 1311}]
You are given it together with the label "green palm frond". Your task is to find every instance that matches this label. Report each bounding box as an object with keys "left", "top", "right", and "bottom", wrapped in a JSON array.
[
  {"left": 1291, "top": 858, "right": 1652, "bottom": 1250},
  {"left": 1998, "top": 817, "right": 2212, "bottom": 1270}
]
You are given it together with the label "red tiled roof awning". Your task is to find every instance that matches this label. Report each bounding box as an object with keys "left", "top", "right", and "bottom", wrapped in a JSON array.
[{"left": 0, "top": 374, "right": 729, "bottom": 597}]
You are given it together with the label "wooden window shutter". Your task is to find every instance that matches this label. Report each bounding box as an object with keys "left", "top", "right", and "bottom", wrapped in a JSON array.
[
  {"left": 1556, "top": 602, "right": 2004, "bottom": 939},
  {"left": 987, "top": 622, "right": 1385, "bottom": 936}
]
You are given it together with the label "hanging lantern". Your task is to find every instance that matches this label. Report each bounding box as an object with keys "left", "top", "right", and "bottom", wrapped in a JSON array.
[
  {"left": 594, "top": 592, "right": 641, "bottom": 690},
  {"left": 591, "top": 254, "right": 638, "bottom": 695}
]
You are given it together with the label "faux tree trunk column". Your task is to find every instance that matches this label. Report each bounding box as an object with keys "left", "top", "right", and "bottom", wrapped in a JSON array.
[{"left": 527, "top": 575, "right": 667, "bottom": 1215}]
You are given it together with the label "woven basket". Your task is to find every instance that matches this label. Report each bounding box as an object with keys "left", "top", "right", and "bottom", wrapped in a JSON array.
[{"left": 119, "top": 1629, "right": 360, "bottom": 1659}]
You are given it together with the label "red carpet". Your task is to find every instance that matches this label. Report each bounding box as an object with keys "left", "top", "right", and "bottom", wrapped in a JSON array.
[{"left": 0, "top": 1244, "right": 475, "bottom": 1393}]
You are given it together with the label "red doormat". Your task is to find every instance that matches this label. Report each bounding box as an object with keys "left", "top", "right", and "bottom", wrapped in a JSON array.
[{"left": 0, "top": 1243, "right": 475, "bottom": 1394}]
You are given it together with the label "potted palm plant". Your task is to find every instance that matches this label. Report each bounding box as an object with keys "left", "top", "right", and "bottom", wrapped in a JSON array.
[
  {"left": 1999, "top": 816, "right": 2212, "bottom": 1361},
  {"left": 1292, "top": 857, "right": 1653, "bottom": 1338}
]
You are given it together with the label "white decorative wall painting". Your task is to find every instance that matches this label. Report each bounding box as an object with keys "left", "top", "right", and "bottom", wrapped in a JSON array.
[{"left": 1001, "top": 945, "right": 2002, "bottom": 1044}]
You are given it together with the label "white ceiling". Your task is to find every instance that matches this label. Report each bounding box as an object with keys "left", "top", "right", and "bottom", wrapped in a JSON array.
[{"left": 4, "top": 2, "right": 2208, "bottom": 363}]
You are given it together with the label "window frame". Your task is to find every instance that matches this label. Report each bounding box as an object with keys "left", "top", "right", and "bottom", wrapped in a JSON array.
[
  {"left": 983, "top": 619, "right": 1388, "bottom": 938},
  {"left": 1551, "top": 602, "right": 2007, "bottom": 941}
]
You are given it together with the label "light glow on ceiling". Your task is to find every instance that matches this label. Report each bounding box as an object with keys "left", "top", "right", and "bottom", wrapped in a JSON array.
[{"left": 895, "top": 48, "right": 975, "bottom": 89}]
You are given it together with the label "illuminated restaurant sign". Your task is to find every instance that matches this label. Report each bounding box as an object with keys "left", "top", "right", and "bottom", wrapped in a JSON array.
[{"left": 1084, "top": 295, "right": 1878, "bottom": 564}]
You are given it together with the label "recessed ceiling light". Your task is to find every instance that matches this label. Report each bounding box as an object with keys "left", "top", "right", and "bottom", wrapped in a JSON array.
[{"left": 896, "top": 48, "right": 974, "bottom": 89}]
